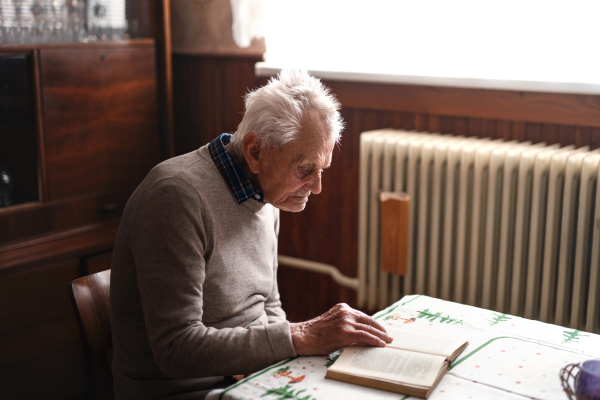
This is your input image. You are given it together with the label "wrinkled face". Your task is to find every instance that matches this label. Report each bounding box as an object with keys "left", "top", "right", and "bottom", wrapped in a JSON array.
[{"left": 256, "top": 113, "right": 335, "bottom": 212}]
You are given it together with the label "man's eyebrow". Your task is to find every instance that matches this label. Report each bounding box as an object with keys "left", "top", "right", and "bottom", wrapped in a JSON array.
[{"left": 301, "top": 162, "right": 331, "bottom": 170}]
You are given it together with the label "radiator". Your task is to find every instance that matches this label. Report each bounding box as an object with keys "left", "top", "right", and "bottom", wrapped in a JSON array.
[{"left": 358, "top": 129, "right": 600, "bottom": 333}]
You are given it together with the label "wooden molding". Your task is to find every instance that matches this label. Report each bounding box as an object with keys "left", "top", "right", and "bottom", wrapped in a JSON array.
[
  {"left": 0, "top": 221, "right": 119, "bottom": 272},
  {"left": 0, "top": 39, "right": 155, "bottom": 52},
  {"left": 324, "top": 80, "right": 600, "bottom": 128},
  {"left": 172, "top": 48, "right": 265, "bottom": 60},
  {"left": 32, "top": 49, "right": 49, "bottom": 202},
  {"left": 156, "top": 0, "right": 175, "bottom": 159}
]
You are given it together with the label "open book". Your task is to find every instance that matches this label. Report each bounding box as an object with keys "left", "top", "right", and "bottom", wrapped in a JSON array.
[{"left": 325, "top": 328, "right": 469, "bottom": 399}]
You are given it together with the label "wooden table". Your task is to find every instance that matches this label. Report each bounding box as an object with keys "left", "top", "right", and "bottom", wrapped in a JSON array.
[{"left": 208, "top": 295, "right": 600, "bottom": 400}]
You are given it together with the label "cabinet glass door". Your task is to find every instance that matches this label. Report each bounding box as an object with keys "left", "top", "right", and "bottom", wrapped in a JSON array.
[{"left": 0, "top": 54, "right": 39, "bottom": 208}]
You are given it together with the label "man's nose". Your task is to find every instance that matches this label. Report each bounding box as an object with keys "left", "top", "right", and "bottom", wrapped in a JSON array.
[{"left": 303, "top": 171, "right": 322, "bottom": 194}]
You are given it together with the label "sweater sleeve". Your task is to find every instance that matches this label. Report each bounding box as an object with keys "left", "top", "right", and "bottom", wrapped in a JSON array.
[
  {"left": 264, "top": 208, "right": 288, "bottom": 324},
  {"left": 131, "top": 177, "right": 296, "bottom": 379}
]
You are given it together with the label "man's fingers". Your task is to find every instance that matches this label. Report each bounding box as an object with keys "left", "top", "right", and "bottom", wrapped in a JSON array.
[
  {"left": 351, "top": 330, "right": 388, "bottom": 348},
  {"left": 292, "top": 304, "right": 395, "bottom": 356},
  {"left": 367, "top": 317, "right": 389, "bottom": 334},
  {"left": 351, "top": 312, "right": 390, "bottom": 336},
  {"left": 354, "top": 322, "right": 393, "bottom": 343}
]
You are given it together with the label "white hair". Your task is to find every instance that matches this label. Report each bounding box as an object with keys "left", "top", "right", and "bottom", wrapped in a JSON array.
[{"left": 230, "top": 69, "right": 344, "bottom": 158}]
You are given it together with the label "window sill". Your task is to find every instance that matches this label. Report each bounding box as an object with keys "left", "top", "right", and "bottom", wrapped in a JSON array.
[{"left": 255, "top": 62, "right": 600, "bottom": 96}]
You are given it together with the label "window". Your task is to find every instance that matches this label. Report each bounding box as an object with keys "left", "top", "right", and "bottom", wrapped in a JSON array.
[{"left": 262, "top": 0, "right": 600, "bottom": 87}]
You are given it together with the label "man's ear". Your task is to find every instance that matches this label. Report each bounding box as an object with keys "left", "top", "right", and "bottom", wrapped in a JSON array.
[{"left": 243, "top": 132, "right": 262, "bottom": 174}]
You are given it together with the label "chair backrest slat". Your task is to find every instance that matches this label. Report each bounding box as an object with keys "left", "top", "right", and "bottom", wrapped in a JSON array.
[
  {"left": 69, "top": 269, "right": 113, "bottom": 399},
  {"left": 69, "top": 269, "right": 112, "bottom": 357}
]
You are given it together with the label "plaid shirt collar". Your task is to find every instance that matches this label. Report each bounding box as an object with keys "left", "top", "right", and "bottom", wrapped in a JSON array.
[{"left": 208, "top": 133, "right": 264, "bottom": 204}]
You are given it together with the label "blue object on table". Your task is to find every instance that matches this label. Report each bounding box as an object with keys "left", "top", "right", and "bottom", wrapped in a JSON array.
[{"left": 576, "top": 359, "right": 600, "bottom": 399}]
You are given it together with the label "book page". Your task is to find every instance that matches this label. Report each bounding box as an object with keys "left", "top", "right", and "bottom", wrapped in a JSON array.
[
  {"left": 329, "top": 345, "right": 446, "bottom": 387},
  {"left": 386, "top": 328, "right": 466, "bottom": 358}
]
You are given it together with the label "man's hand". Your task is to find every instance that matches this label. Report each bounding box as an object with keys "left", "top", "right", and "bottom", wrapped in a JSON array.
[{"left": 289, "top": 303, "right": 393, "bottom": 356}]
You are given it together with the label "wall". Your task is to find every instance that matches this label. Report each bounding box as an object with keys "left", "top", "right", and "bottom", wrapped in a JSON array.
[{"left": 172, "top": 55, "right": 600, "bottom": 322}]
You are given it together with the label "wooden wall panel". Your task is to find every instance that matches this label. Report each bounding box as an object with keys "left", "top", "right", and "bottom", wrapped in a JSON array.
[
  {"left": 127, "top": 0, "right": 174, "bottom": 158},
  {"left": 84, "top": 251, "right": 113, "bottom": 276},
  {"left": 172, "top": 56, "right": 600, "bottom": 319},
  {"left": 103, "top": 47, "right": 162, "bottom": 190},
  {"left": 0, "top": 259, "right": 88, "bottom": 399},
  {"left": 172, "top": 55, "right": 261, "bottom": 155},
  {"left": 326, "top": 80, "right": 600, "bottom": 128}
]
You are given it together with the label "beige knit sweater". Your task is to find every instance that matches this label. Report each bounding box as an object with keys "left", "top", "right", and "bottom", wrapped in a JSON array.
[{"left": 110, "top": 145, "right": 297, "bottom": 399}]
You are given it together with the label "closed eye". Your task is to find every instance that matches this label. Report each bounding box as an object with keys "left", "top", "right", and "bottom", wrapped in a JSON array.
[
  {"left": 297, "top": 167, "right": 313, "bottom": 178},
  {"left": 297, "top": 162, "right": 330, "bottom": 178}
]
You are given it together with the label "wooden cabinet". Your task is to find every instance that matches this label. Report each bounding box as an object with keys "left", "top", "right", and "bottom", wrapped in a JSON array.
[
  {"left": 0, "top": 40, "right": 165, "bottom": 400},
  {"left": 0, "top": 53, "right": 39, "bottom": 209},
  {"left": 0, "top": 259, "right": 88, "bottom": 399},
  {"left": 41, "top": 45, "right": 161, "bottom": 200},
  {"left": 0, "top": 2, "right": 172, "bottom": 397},
  {"left": 0, "top": 41, "right": 162, "bottom": 245}
]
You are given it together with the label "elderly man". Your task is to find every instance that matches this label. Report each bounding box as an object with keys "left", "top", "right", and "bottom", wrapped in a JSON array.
[{"left": 110, "top": 69, "right": 392, "bottom": 399}]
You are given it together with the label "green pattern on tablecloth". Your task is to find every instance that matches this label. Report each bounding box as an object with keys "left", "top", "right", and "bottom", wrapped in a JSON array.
[
  {"left": 209, "top": 295, "right": 600, "bottom": 400},
  {"left": 261, "top": 384, "right": 316, "bottom": 400},
  {"left": 374, "top": 305, "right": 399, "bottom": 320},
  {"left": 218, "top": 357, "right": 299, "bottom": 400},
  {"left": 324, "top": 355, "right": 339, "bottom": 368},
  {"left": 416, "top": 308, "right": 465, "bottom": 325},
  {"left": 373, "top": 295, "right": 423, "bottom": 320},
  {"left": 562, "top": 329, "right": 589, "bottom": 343},
  {"left": 487, "top": 313, "right": 512, "bottom": 327}
]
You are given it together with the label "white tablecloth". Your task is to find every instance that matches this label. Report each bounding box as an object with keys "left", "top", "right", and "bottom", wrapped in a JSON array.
[{"left": 208, "top": 295, "right": 600, "bottom": 400}]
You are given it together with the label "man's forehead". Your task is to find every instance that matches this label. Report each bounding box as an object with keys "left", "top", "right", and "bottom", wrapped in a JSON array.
[
  {"left": 275, "top": 109, "right": 335, "bottom": 165},
  {"left": 288, "top": 134, "right": 334, "bottom": 166}
]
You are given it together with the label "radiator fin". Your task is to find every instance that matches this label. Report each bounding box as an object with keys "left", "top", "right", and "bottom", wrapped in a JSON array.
[{"left": 358, "top": 130, "right": 600, "bottom": 334}]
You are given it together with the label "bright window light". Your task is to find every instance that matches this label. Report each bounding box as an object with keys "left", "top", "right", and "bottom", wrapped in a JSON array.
[{"left": 262, "top": 0, "right": 600, "bottom": 85}]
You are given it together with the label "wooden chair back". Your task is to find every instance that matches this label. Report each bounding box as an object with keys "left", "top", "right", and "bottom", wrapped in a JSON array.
[{"left": 68, "top": 269, "right": 114, "bottom": 400}]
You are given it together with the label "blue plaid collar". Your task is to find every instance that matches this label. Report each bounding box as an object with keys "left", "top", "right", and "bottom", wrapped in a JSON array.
[{"left": 208, "top": 133, "right": 264, "bottom": 204}]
